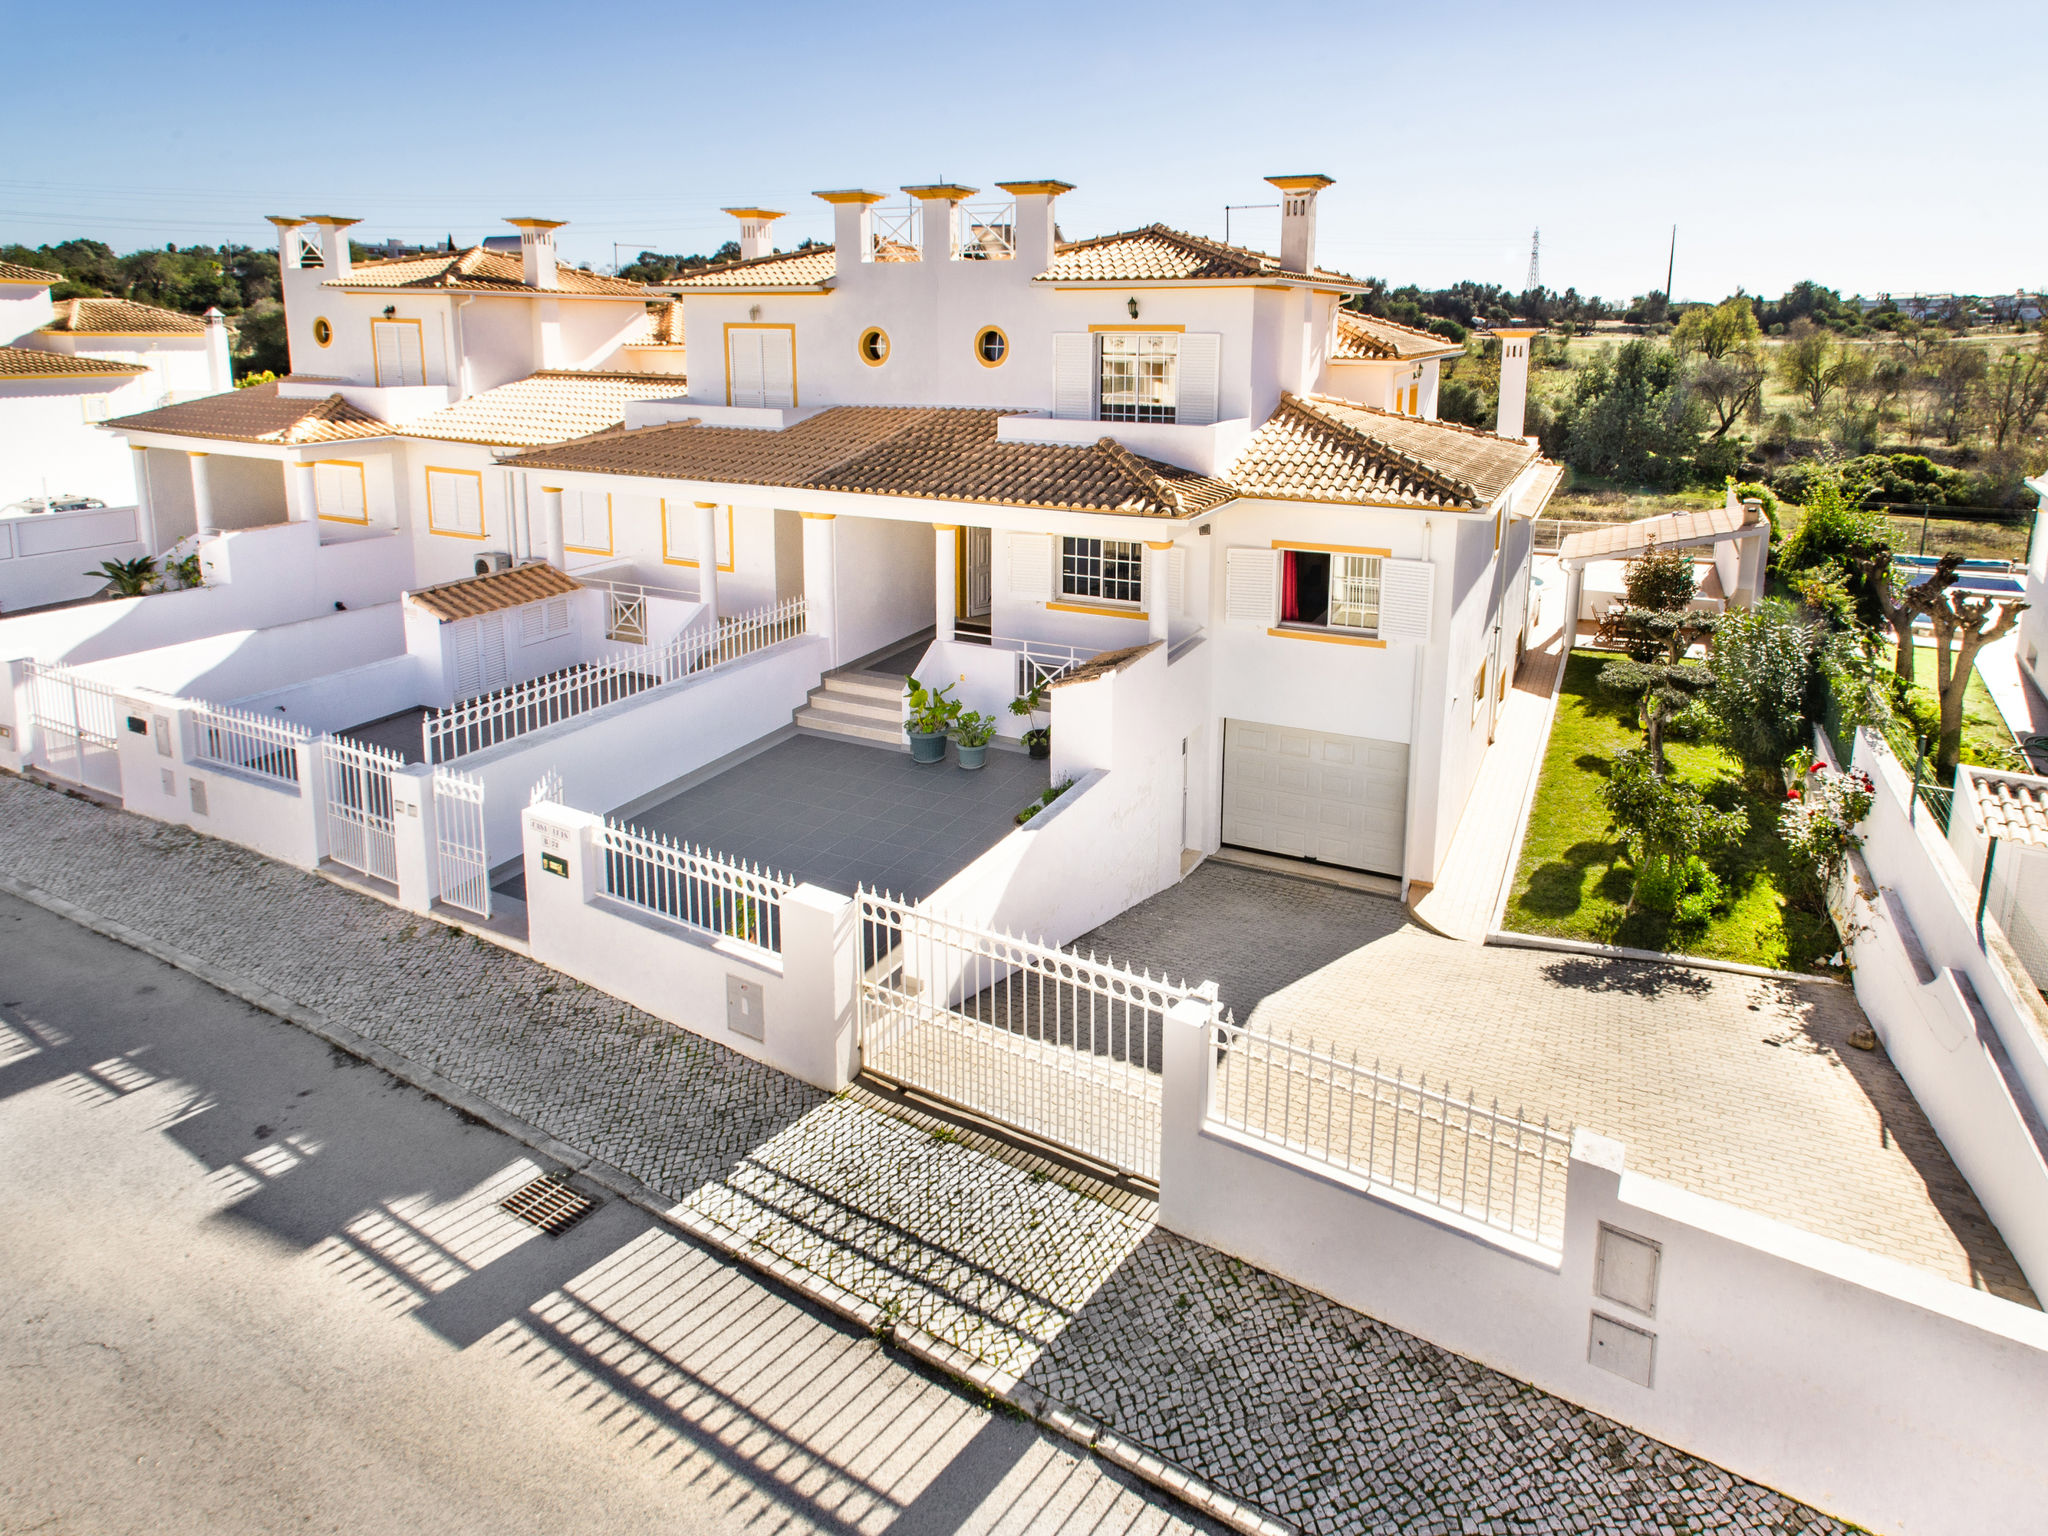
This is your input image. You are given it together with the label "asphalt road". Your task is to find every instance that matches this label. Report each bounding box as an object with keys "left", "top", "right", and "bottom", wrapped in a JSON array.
[{"left": 0, "top": 891, "right": 1216, "bottom": 1536}]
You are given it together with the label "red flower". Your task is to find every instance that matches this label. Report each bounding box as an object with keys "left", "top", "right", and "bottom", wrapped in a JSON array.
[{"left": 1787, "top": 788, "right": 1802, "bottom": 800}]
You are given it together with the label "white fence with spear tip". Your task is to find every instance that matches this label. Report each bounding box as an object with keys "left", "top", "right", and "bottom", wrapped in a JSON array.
[{"left": 600, "top": 817, "right": 789, "bottom": 955}]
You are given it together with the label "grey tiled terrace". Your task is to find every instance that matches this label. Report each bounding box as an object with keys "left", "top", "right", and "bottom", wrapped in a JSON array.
[{"left": 620, "top": 735, "right": 1050, "bottom": 898}]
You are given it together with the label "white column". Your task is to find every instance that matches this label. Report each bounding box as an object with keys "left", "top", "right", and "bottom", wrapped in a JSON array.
[
  {"left": 130, "top": 446, "right": 158, "bottom": 553},
  {"left": 1146, "top": 540, "right": 1174, "bottom": 644},
  {"left": 188, "top": 452, "right": 215, "bottom": 538},
  {"left": 1561, "top": 564, "right": 1583, "bottom": 661},
  {"left": 289, "top": 459, "right": 318, "bottom": 524},
  {"left": 540, "top": 485, "right": 566, "bottom": 569},
  {"left": 802, "top": 512, "right": 839, "bottom": 666},
  {"left": 933, "top": 525, "right": 958, "bottom": 644},
  {"left": 388, "top": 764, "right": 438, "bottom": 914},
  {"left": 694, "top": 501, "right": 722, "bottom": 627}
]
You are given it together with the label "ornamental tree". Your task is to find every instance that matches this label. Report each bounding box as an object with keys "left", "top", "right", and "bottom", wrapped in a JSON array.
[{"left": 1601, "top": 747, "right": 1749, "bottom": 914}]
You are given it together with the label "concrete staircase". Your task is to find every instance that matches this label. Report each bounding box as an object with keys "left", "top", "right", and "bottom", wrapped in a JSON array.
[{"left": 793, "top": 670, "right": 908, "bottom": 749}]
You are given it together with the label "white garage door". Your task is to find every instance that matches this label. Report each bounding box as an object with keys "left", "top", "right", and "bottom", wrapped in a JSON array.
[{"left": 1222, "top": 720, "right": 1408, "bottom": 876}]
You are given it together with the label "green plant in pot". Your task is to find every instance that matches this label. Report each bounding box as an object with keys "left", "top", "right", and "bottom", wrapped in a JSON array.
[
  {"left": 904, "top": 677, "right": 960, "bottom": 764},
  {"left": 954, "top": 710, "right": 997, "bottom": 771},
  {"left": 1009, "top": 680, "right": 1051, "bottom": 759}
]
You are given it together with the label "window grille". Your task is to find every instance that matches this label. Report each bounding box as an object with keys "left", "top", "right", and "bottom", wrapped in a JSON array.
[
  {"left": 1329, "top": 554, "right": 1382, "bottom": 631},
  {"left": 1061, "top": 537, "right": 1144, "bottom": 604},
  {"left": 1098, "top": 334, "right": 1177, "bottom": 423}
]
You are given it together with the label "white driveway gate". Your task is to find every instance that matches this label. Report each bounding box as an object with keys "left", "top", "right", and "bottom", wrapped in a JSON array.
[
  {"left": 24, "top": 659, "right": 123, "bottom": 794},
  {"left": 321, "top": 736, "right": 401, "bottom": 882},
  {"left": 855, "top": 891, "right": 1203, "bottom": 1183},
  {"left": 432, "top": 765, "right": 491, "bottom": 919}
]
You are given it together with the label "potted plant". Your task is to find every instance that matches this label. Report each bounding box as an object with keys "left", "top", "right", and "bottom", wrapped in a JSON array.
[
  {"left": 954, "top": 710, "right": 997, "bottom": 771},
  {"left": 904, "top": 678, "right": 960, "bottom": 764},
  {"left": 1010, "top": 681, "right": 1051, "bottom": 760}
]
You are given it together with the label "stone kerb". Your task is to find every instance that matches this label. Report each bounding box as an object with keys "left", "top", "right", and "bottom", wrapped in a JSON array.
[{"left": 521, "top": 800, "right": 856, "bottom": 1092}]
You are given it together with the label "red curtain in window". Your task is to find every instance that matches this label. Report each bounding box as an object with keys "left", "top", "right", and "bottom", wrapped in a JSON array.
[{"left": 1280, "top": 549, "right": 1299, "bottom": 621}]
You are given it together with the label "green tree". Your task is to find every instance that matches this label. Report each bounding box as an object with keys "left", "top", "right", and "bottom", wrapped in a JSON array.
[
  {"left": 1673, "top": 295, "right": 1761, "bottom": 360},
  {"left": 1775, "top": 320, "right": 1853, "bottom": 414},
  {"left": 1600, "top": 748, "right": 1748, "bottom": 913},
  {"left": 1546, "top": 340, "right": 1706, "bottom": 487},
  {"left": 1707, "top": 600, "right": 1821, "bottom": 781},
  {"left": 233, "top": 302, "right": 289, "bottom": 377},
  {"left": 1981, "top": 337, "right": 2048, "bottom": 449},
  {"left": 1854, "top": 549, "right": 1959, "bottom": 681},
  {"left": 1924, "top": 586, "right": 2028, "bottom": 777}
]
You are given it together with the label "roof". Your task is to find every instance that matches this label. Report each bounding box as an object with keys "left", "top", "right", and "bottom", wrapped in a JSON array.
[
  {"left": 1227, "top": 395, "right": 1542, "bottom": 509},
  {"left": 662, "top": 245, "right": 842, "bottom": 290},
  {"left": 399, "top": 371, "right": 689, "bottom": 448},
  {"left": 0, "top": 261, "right": 61, "bottom": 287},
  {"left": 1331, "top": 310, "right": 1461, "bottom": 362},
  {"left": 407, "top": 562, "right": 583, "bottom": 623},
  {"left": 106, "top": 381, "right": 389, "bottom": 445},
  {"left": 1965, "top": 769, "right": 2048, "bottom": 850},
  {"left": 0, "top": 344, "right": 148, "bottom": 380},
  {"left": 1038, "top": 225, "right": 1362, "bottom": 287},
  {"left": 506, "top": 406, "right": 1237, "bottom": 519},
  {"left": 620, "top": 299, "right": 685, "bottom": 348},
  {"left": 322, "top": 247, "right": 648, "bottom": 297},
  {"left": 1557, "top": 502, "right": 1765, "bottom": 564},
  {"left": 41, "top": 297, "right": 207, "bottom": 336},
  {"left": 1051, "top": 641, "right": 1162, "bottom": 689}
]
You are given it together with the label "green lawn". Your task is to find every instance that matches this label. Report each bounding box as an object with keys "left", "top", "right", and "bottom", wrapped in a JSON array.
[
  {"left": 1902, "top": 644, "right": 2019, "bottom": 771},
  {"left": 1503, "top": 652, "right": 1839, "bottom": 972}
]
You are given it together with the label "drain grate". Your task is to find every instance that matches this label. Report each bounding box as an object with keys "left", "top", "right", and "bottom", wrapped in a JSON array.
[{"left": 499, "top": 1173, "right": 597, "bottom": 1235}]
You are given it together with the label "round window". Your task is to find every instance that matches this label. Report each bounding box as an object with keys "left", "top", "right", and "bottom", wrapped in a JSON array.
[
  {"left": 858, "top": 327, "right": 889, "bottom": 366},
  {"left": 312, "top": 317, "right": 332, "bottom": 347},
  {"left": 975, "top": 326, "right": 1008, "bottom": 366}
]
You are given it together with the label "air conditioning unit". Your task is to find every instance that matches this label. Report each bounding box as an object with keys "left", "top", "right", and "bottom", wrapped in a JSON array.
[{"left": 474, "top": 550, "right": 513, "bottom": 576}]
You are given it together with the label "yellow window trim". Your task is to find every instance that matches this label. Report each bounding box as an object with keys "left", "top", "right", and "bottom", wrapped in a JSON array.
[
  {"left": 723, "top": 322, "right": 799, "bottom": 407},
  {"left": 1270, "top": 540, "right": 1392, "bottom": 557},
  {"left": 423, "top": 465, "right": 486, "bottom": 541},
  {"left": 1046, "top": 600, "right": 1145, "bottom": 620},
  {"left": 1267, "top": 626, "right": 1387, "bottom": 649},
  {"left": 799, "top": 511, "right": 835, "bottom": 520},
  {"left": 564, "top": 491, "right": 614, "bottom": 557},
  {"left": 311, "top": 458, "right": 369, "bottom": 525},
  {"left": 312, "top": 316, "right": 333, "bottom": 347},
  {"left": 1144, "top": 540, "right": 1175, "bottom": 550},
  {"left": 369, "top": 316, "right": 425, "bottom": 387},
  {"left": 660, "top": 500, "right": 736, "bottom": 572},
  {"left": 856, "top": 327, "right": 889, "bottom": 367},
  {"left": 1089, "top": 323, "right": 1186, "bottom": 333},
  {"left": 974, "top": 325, "right": 1008, "bottom": 367}
]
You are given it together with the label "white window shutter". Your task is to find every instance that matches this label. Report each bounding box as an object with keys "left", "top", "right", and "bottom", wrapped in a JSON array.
[
  {"left": 1053, "top": 333, "right": 1092, "bottom": 420},
  {"left": 478, "top": 613, "right": 507, "bottom": 690},
  {"left": 1225, "top": 548, "right": 1276, "bottom": 624},
  {"left": 729, "top": 331, "right": 764, "bottom": 406},
  {"left": 1006, "top": 533, "right": 1053, "bottom": 599},
  {"left": 451, "top": 619, "right": 480, "bottom": 696},
  {"left": 1177, "top": 333, "right": 1221, "bottom": 426},
  {"left": 1167, "top": 547, "right": 1186, "bottom": 616},
  {"left": 546, "top": 596, "right": 569, "bottom": 634},
  {"left": 1377, "top": 558, "right": 1434, "bottom": 643},
  {"left": 519, "top": 602, "right": 545, "bottom": 645},
  {"left": 762, "top": 330, "right": 796, "bottom": 408}
]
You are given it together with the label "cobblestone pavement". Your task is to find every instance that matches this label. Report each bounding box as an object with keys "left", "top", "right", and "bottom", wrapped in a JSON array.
[
  {"left": 0, "top": 772, "right": 1857, "bottom": 1534},
  {"left": 1081, "top": 862, "right": 2035, "bottom": 1304}
]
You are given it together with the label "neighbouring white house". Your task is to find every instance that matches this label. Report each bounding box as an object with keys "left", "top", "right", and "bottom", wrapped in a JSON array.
[
  {"left": 1949, "top": 764, "right": 2048, "bottom": 989},
  {"left": 2016, "top": 474, "right": 2048, "bottom": 696}
]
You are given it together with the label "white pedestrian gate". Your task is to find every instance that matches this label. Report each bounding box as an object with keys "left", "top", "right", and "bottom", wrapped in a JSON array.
[
  {"left": 855, "top": 890, "right": 1205, "bottom": 1183},
  {"left": 321, "top": 736, "right": 401, "bottom": 882},
  {"left": 433, "top": 765, "right": 491, "bottom": 919},
  {"left": 25, "top": 659, "right": 123, "bottom": 794}
]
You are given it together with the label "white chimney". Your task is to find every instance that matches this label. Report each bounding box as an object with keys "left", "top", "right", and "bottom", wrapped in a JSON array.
[
  {"left": 307, "top": 216, "right": 360, "bottom": 277},
  {"left": 996, "top": 179, "right": 1074, "bottom": 274},
  {"left": 1492, "top": 326, "right": 1538, "bottom": 441},
  {"left": 813, "top": 190, "right": 884, "bottom": 265},
  {"left": 507, "top": 219, "right": 565, "bottom": 290},
  {"left": 722, "top": 208, "right": 786, "bottom": 262},
  {"left": 1264, "top": 174, "right": 1333, "bottom": 274},
  {"left": 902, "top": 184, "right": 977, "bottom": 262},
  {"left": 204, "top": 307, "right": 230, "bottom": 393},
  {"left": 266, "top": 215, "right": 307, "bottom": 271}
]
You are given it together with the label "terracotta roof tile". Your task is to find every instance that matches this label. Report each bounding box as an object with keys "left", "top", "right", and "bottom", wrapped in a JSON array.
[
  {"left": 0, "top": 344, "right": 148, "bottom": 380},
  {"left": 1331, "top": 310, "right": 1461, "bottom": 362},
  {"left": 323, "top": 247, "right": 648, "bottom": 297},
  {"left": 1557, "top": 502, "right": 1762, "bottom": 563},
  {"left": 621, "top": 299, "right": 686, "bottom": 348},
  {"left": 507, "top": 406, "right": 1235, "bottom": 519},
  {"left": 41, "top": 297, "right": 205, "bottom": 336},
  {"left": 1228, "top": 395, "right": 1541, "bottom": 509},
  {"left": 400, "top": 371, "right": 688, "bottom": 448},
  {"left": 664, "top": 246, "right": 840, "bottom": 289},
  {"left": 407, "top": 561, "right": 583, "bottom": 622},
  {"left": 106, "top": 381, "right": 389, "bottom": 445},
  {"left": 1038, "top": 225, "right": 1362, "bottom": 286},
  {"left": 1967, "top": 770, "right": 2048, "bottom": 850},
  {"left": 0, "top": 261, "right": 62, "bottom": 286}
]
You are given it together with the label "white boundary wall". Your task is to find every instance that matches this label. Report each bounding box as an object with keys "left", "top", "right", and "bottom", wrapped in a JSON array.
[
  {"left": 0, "top": 504, "right": 146, "bottom": 612},
  {"left": 1157, "top": 1009, "right": 2048, "bottom": 1536}
]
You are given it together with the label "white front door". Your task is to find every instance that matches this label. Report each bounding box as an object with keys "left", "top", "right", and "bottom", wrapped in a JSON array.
[
  {"left": 1222, "top": 720, "right": 1408, "bottom": 876},
  {"left": 964, "top": 527, "right": 993, "bottom": 618}
]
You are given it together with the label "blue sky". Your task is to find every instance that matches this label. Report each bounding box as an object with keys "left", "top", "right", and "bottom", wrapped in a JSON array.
[{"left": 5, "top": 0, "right": 2036, "bottom": 302}]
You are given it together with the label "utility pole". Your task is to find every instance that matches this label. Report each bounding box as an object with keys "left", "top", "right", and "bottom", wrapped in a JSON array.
[
  {"left": 1525, "top": 228, "right": 1540, "bottom": 294},
  {"left": 1665, "top": 225, "right": 1677, "bottom": 301}
]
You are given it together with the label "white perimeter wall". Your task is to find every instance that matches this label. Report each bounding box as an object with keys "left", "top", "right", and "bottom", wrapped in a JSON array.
[
  {"left": 0, "top": 504, "right": 145, "bottom": 612},
  {"left": 73, "top": 603, "right": 405, "bottom": 701}
]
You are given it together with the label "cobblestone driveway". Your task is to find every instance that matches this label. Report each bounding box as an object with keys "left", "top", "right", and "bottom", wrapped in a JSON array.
[{"left": 0, "top": 772, "right": 1858, "bottom": 1534}]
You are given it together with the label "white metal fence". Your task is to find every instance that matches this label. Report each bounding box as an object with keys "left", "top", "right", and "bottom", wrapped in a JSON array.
[
  {"left": 433, "top": 765, "right": 491, "bottom": 919},
  {"left": 191, "top": 701, "right": 310, "bottom": 788},
  {"left": 321, "top": 735, "right": 401, "bottom": 882},
  {"left": 1209, "top": 1023, "right": 1573, "bottom": 1250},
  {"left": 985, "top": 635, "right": 1090, "bottom": 697},
  {"left": 23, "top": 659, "right": 123, "bottom": 794},
  {"left": 601, "top": 818, "right": 788, "bottom": 955},
  {"left": 855, "top": 890, "right": 1200, "bottom": 1182},
  {"left": 422, "top": 596, "right": 807, "bottom": 765},
  {"left": 578, "top": 574, "right": 697, "bottom": 644}
]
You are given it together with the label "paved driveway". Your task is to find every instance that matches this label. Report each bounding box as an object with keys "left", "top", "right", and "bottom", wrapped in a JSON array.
[{"left": 1079, "top": 861, "right": 2034, "bottom": 1304}]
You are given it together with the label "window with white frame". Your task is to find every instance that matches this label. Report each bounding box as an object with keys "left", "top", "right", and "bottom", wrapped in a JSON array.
[
  {"left": 1278, "top": 548, "right": 1382, "bottom": 634},
  {"left": 562, "top": 491, "right": 611, "bottom": 554},
  {"left": 1098, "top": 334, "right": 1177, "bottom": 423},
  {"left": 517, "top": 596, "right": 572, "bottom": 646},
  {"left": 1060, "top": 536, "right": 1143, "bottom": 604},
  {"left": 425, "top": 467, "right": 484, "bottom": 538}
]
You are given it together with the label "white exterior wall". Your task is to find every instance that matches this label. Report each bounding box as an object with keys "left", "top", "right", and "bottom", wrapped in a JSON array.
[
  {"left": 113, "top": 690, "right": 323, "bottom": 871},
  {"left": 0, "top": 374, "right": 161, "bottom": 508},
  {"left": 2019, "top": 504, "right": 2048, "bottom": 692},
  {"left": 0, "top": 278, "right": 54, "bottom": 344},
  {"left": 0, "top": 503, "right": 146, "bottom": 612},
  {"left": 401, "top": 586, "right": 604, "bottom": 707},
  {"left": 831, "top": 513, "right": 934, "bottom": 662},
  {"left": 73, "top": 603, "right": 405, "bottom": 700},
  {"left": 33, "top": 330, "right": 218, "bottom": 403}
]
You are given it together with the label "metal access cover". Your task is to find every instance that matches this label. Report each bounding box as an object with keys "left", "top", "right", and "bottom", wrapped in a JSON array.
[{"left": 499, "top": 1173, "right": 597, "bottom": 1235}]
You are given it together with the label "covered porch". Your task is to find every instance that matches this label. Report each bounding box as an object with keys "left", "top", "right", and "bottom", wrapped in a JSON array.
[{"left": 1555, "top": 488, "right": 1771, "bottom": 659}]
